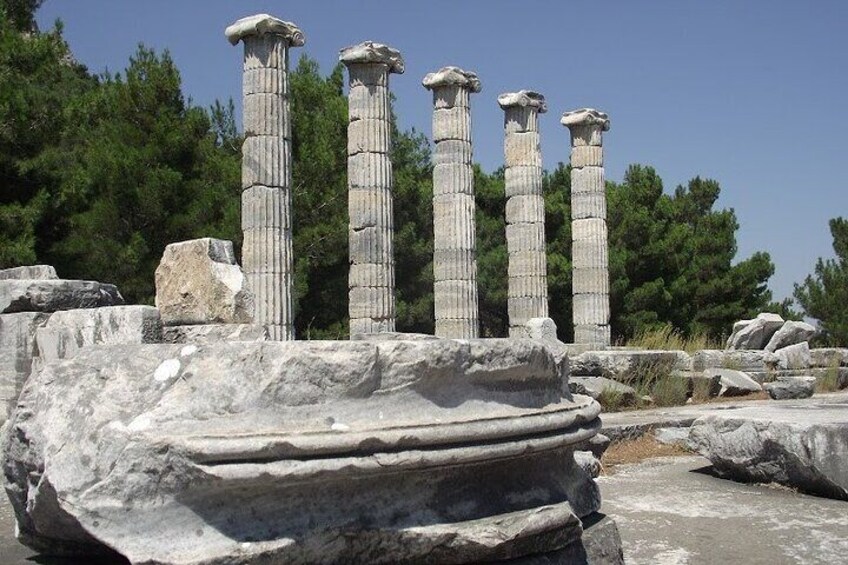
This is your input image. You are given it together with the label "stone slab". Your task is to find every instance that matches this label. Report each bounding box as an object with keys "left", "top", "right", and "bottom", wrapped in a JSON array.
[
  {"left": 0, "top": 312, "right": 50, "bottom": 419},
  {"left": 3, "top": 339, "right": 601, "bottom": 563},
  {"left": 161, "top": 324, "right": 269, "bottom": 343},
  {"left": 810, "top": 347, "right": 848, "bottom": 368},
  {"left": 764, "top": 376, "right": 815, "bottom": 400},
  {"left": 0, "top": 266, "right": 57, "bottom": 280},
  {"left": 690, "top": 402, "right": 848, "bottom": 499},
  {"left": 571, "top": 349, "right": 692, "bottom": 378},
  {"left": 704, "top": 368, "right": 762, "bottom": 396},
  {"left": 0, "top": 280, "right": 123, "bottom": 314},
  {"left": 726, "top": 312, "right": 783, "bottom": 350},
  {"left": 690, "top": 349, "right": 768, "bottom": 372},
  {"left": 35, "top": 306, "right": 162, "bottom": 364},
  {"left": 764, "top": 320, "right": 816, "bottom": 352},
  {"left": 569, "top": 376, "right": 636, "bottom": 405}
]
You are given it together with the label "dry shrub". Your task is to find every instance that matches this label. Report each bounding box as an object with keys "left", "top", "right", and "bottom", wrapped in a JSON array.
[
  {"left": 626, "top": 324, "right": 720, "bottom": 354},
  {"left": 601, "top": 435, "right": 690, "bottom": 474}
]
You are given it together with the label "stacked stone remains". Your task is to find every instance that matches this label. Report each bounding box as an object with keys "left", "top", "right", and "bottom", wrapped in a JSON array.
[
  {"left": 226, "top": 14, "right": 304, "bottom": 340},
  {"left": 498, "top": 91, "right": 549, "bottom": 337},
  {"left": 0, "top": 265, "right": 124, "bottom": 419},
  {"left": 340, "top": 42, "right": 404, "bottom": 335},
  {"left": 424, "top": 66, "right": 482, "bottom": 339},
  {"left": 562, "top": 109, "right": 611, "bottom": 347}
]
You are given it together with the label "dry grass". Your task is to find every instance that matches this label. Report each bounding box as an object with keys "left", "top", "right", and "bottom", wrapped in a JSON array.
[
  {"left": 818, "top": 358, "right": 842, "bottom": 392},
  {"left": 625, "top": 324, "right": 721, "bottom": 354},
  {"left": 596, "top": 386, "right": 629, "bottom": 411},
  {"left": 601, "top": 435, "right": 691, "bottom": 475},
  {"left": 698, "top": 390, "right": 770, "bottom": 404}
]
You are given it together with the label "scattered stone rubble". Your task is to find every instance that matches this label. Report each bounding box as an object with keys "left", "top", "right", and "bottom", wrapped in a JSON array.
[{"left": 0, "top": 266, "right": 124, "bottom": 419}]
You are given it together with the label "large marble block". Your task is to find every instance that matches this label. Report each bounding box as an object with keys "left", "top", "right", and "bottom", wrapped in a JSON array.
[{"left": 3, "top": 339, "right": 602, "bottom": 563}]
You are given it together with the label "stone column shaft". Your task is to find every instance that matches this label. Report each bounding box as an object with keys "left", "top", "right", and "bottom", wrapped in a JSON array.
[
  {"left": 424, "top": 67, "right": 482, "bottom": 339},
  {"left": 340, "top": 42, "right": 404, "bottom": 335},
  {"left": 499, "top": 91, "right": 549, "bottom": 337},
  {"left": 562, "top": 108, "right": 611, "bottom": 346},
  {"left": 226, "top": 15, "right": 304, "bottom": 340}
]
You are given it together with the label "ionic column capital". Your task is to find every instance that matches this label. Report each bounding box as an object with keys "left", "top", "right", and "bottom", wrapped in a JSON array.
[
  {"left": 497, "top": 90, "right": 547, "bottom": 113},
  {"left": 339, "top": 41, "right": 405, "bottom": 74},
  {"left": 225, "top": 14, "right": 305, "bottom": 46},
  {"left": 560, "top": 108, "right": 610, "bottom": 131},
  {"left": 422, "top": 66, "right": 482, "bottom": 93}
]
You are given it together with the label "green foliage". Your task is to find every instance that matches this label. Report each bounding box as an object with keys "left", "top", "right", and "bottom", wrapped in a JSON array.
[
  {"left": 794, "top": 217, "right": 848, "bottom": 345},
  {"left": 1, "top": 0, "right": 42, "bottom": 32},
  {"left": 607, "top": 166, "right": 774, "bottom": 341},
  {"left": 42, "top": 47, "right": 240, "bottom": 303},
  {"left": 0, "top": 9, "right": 93, "bottom": 267}
]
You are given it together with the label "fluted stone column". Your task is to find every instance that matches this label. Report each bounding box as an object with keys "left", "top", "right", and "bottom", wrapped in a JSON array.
[
  {"left": 226, "top": 14, "right": 304, "bottom": 341},
  {"left": 423, "top": 67, "right": 482, "bottom": 339},
  {"left": 498, "top": 91, "right": 549, "bottom": 337},
  {"left": 340, "top": 42, "right": 404, "bottom": 335},
  {"left": 561, "top": 108, "right": 611, "bottom": 347}
]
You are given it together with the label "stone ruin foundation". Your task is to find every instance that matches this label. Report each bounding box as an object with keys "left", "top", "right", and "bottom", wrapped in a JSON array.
[{"left": 0, "top": 12, "right": 627, "bottom": 564}]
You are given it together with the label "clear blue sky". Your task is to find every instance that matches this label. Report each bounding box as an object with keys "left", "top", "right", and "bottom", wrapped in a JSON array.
[{"left": 36, "top": 1, "right": 848, "bottom": 303}]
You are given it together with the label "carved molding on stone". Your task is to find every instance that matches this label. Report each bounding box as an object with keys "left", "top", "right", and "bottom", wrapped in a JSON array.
[
  {"left": 225, "top": 14, "right": 305, "bottom": 46},
  {"left": 560, "top": 108, "right": 610, "bottom": 131},
  {"left": 339, "top": 41, "right": 405, "bottom": 74},
  {"left": 498, "top": 90, "right": 547, "bottom": 113},
  {"left": 423, "top": 66, "right": 482, "bottom": 93}
]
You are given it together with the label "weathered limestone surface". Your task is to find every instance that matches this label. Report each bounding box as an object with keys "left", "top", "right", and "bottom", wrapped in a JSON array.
[
  {"left": 569, "top": 376, "right": 636, "bottom": 405},
  {"left": 767, "top": 341, "right": 811, "bottom": 370},
  {"left": 570, "top": 349, "right": 691, "bottom": 377},
  {"left": 155, "top": 238, "right": 254, "bottom": 326},
  {"left": 691, "top": 349, "right": 769, "bottom": 372},
  {"left": 726, "top": 312, "right": 784, "bottom": 350},
  {"left": 0, "top": 280, "right": 123, "bottom": 314},
  {"left": 341, "top": 42, "right": 403, "bottom": 335},
  {"left": 810, "top": 347, "right": 848, "bottom": 368},
  {"left": 499, "top": 91, "right": 548, "bottom": 337},
  {"left": 704, "top": 368, "right": 762, "bottom": 396},
  {"left": 424, "top": 67, "right": 482, "bottom": 339},
  {"left": 35, "top": 306, "right": 162, "bottom": 364},
  {"left": 0, "top": 312, "right": 49, "bottom": 419},
  {"left": 227, "top": 14, "right": 304, "bottom": 341},
  {"left": 765, "top": 320, "right": 817, "bottom": 352},
  {"left": 162, "top": 323, "right": 268, "bottom": 344},
  {"left": 562, "top": 109, "right": 611, "bottom": 347},
  {"left": 3, "top": 339, "right": 602, "bottom": 563},
  {"left": 0, "top": 265, "right": 57, "bottom": 280},
  {"left": 690, "top": 403, "right": 848, "bottom": 499},
  {"left": 525, "top": 317, "right": 558, "bottom": 343},
  {"left": 764, "top": 376, "right": 815, "bottom": 400}
]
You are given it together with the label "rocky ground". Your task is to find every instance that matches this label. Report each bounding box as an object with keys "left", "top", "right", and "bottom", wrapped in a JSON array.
[{"left": 599, "top": 456, "right": 848, "bottom": 564}]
